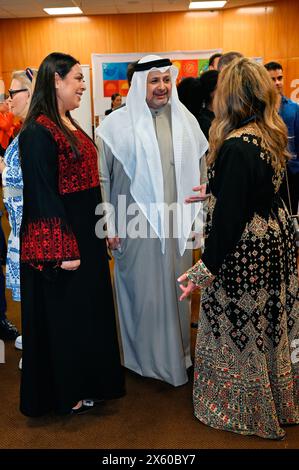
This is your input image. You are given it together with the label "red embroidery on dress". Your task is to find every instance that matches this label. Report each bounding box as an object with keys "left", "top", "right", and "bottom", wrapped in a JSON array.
[
  {"left": 21, "top": 217, "right": 80, "bottom": 265},
  {"left": 36, "top": 115, "right": 99, "bottom": 194}
]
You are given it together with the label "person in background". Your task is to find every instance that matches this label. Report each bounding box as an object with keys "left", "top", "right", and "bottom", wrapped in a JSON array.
[
  {"left": 208, "top": 53, "right": 222, "bottom": 71},
  {"left": 0, "top": 69, "right": 37, "bottom": 357},
  {"left": 0, "top": 95, "right": 12, "bottom": 157},
  {"left": 105, "top": 93, "right": 122, "bottom": 116},
  {"left": 177, "top": 71, "right": 218, "bottom": 141},
  {"left": 98, "top": 54, "right": 208, "bottom": 387},
  {"left": 217, "top": 51, "right": 243, "bottom": 71},
  {"left": 265, "top": 61, "right": 299, "bottom": 214},
  {"left": 197, "top": 71, "right": 219, "bottom": 141},
  {"left": 0, "top": 92, "right": 20, "bottom": 341},
  {"left": 196, "top": 70, "right": 219, "bottom": 140},
  {"left": 126, "top": 61, "right": 138, "bottom": 87},
  {"left": 0, "top": 212, "right": 17, "bottom": 340},
  {"left": 177, "top": 72, "right": 219, "bottom": 211},
  {"left": 178, "top": 58, "right": 299, "bottom": 440},
  {"left": 177, "top": 77, "right": 198, "bottom": 118},
  {"left": 18, "top": 52, "right": 125, "bottom": 417}
]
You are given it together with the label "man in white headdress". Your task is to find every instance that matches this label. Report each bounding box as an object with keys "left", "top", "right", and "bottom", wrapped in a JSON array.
[{"left": 97, "top": 55, "right": 208, "bottom": 386}]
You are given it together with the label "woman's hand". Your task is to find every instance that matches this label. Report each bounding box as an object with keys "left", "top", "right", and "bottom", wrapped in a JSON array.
[
  {"left": 0, "top": 157, "right": 6, "bottom": 174},
  {"left": 185, "top": 184, "right": 209, "bottom": 204},
  {"left": 177, "top": 272, "right": 198, "bottom": 301},
  {"left": 61, "top": 259, "right": 80, "bottom": 271}
]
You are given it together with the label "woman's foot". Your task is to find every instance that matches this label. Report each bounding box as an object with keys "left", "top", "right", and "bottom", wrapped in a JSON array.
[
  {"left": 72, "top": 400, "right": 83, "bottom": 411},
  {"left": 71, "top": 399, "right": 97, "bottom": 415}
]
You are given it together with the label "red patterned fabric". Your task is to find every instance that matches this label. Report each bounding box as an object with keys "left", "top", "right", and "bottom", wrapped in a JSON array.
[
  {"left": 36, "top": 115, "right": 99, "bottom": 194},
  {"left": 21, "top": 218, "right": 80, "bottom": 269}
]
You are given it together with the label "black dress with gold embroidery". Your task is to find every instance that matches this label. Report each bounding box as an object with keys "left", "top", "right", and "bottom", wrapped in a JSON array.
[
  {"left": 19, "top": 116, "right": 125, "bottom": 417},
  {"left": 190, "top": 126, "right": 299, "bottom": 439}
]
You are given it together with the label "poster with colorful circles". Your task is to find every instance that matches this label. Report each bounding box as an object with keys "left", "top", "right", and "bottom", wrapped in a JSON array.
[
  {"left": 102, "top": 58, "right": 210, "bottom": 97},
  {"left": 92, "top": 50, "right": 222, "bottom": 116},
  {"left": 102, "top": 62, "right": 131, "bottom": 97}
]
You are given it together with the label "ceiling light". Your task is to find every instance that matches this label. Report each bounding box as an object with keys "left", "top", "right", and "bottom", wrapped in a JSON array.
[
  {"left": 237, "top": 7, "right": 266, "bottom": 15},
  {"left": 189, "top": 1, "right": 227, "bottom": 9},
  {"left": 43, "top": 7, "right": 83, "bottom": 16}
]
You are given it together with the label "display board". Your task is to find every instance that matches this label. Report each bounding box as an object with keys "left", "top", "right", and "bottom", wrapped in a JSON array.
[
  {"left": 71, "top": 64, "right": 92, "bottom": 138},
  {"left": 92, "top": 49, "right": 221, "bottom": 120}
]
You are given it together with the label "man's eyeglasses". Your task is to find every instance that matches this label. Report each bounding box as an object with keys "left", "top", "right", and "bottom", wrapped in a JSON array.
[{"left": 8, "top": 88, "right": 28, "bottom": 99}]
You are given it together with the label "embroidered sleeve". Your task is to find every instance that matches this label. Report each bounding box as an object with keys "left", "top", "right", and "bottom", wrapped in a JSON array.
[
  {"left": 19, "top": 122, "right": 80, "bottom": 271},
  {"left": 200, "top": 155, "right": 209, "bottom": 185},
  {"left": 21, "top": 217, "right": 80, "bottom": 268},
  {"left": 186, "top": 259, "right": 215, "bottom": 288}
]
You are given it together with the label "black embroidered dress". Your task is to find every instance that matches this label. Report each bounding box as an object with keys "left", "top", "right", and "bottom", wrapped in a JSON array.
[
  {"left": 188, "top": 125, "right": 299, "bottom": 439},
  {"left": 19, "top": 115, "right": 125, "bottom": 416}
]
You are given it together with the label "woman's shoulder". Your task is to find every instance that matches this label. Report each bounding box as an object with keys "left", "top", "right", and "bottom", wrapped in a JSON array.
[
  {"left": 215, "top": 126, "right": 267, "bottom": 172},
  {"left": 19, "top": 120, "right": 58, "bottom": 156},
  {"left": 220, "top": 125, "right": 265, "bottom": 158},
  {"left": 225, "top": 124, "right": 262, "bottom": 145},
  {"left": 20, "top": 119, "right": 54, "bottom": 141}
]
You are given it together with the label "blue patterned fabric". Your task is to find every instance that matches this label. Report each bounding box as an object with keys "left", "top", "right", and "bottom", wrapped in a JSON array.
[{"left": 2, "top": 135, "right": 23, "bottom": 301}]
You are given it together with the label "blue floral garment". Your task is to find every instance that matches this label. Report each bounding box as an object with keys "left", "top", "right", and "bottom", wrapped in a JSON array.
[{"left": 2, "top": 135, "right": 23, "bottom": 301}]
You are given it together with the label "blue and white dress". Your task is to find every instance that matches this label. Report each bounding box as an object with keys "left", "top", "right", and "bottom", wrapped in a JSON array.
[{"left": 2, "top": 135, "right": 23, "bottom": 301}]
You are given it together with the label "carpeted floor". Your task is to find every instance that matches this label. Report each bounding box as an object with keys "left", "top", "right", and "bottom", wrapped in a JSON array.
[
  {"left": 0, "top": 208, "right": 298, "bottom": 450},
  {"left": 0, "top": 285, "right": 298, "bottom": 450}
]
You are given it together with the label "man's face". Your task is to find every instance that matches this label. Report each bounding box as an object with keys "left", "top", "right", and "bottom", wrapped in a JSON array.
[
  {"left": 209, "top": 56, "right": 220, "bottom": 70},
  {"left": 267, "top": 68, "right": 284, "bottom": 95},
  {"left": 146, "top": 70, "right": 172, "bottom": 109}
]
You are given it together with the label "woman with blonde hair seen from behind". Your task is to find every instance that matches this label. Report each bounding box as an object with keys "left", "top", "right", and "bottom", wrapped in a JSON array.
[
  {"left": 178, "top": 57, "right": 299, "bottom": 440},
  {"left": 0, "top": 68, "right": 37, "bottom": 362}
]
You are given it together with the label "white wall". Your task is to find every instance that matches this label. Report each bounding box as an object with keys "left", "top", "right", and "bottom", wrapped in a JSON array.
[{"left": 71, "top": 65, "right": 92, "bottom": 138}]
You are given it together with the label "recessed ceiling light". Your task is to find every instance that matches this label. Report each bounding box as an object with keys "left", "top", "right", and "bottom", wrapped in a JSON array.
[
  {"left": 43, "top": 7, "right": 83, "bottom": 16},
  {"left": 189, "top": 1, "right": 227, "bottom": 9}
]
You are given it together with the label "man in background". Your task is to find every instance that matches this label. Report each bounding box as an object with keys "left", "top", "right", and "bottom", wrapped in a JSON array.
[
  {"left": 218, "top": 51, "right": 243, "bottom": 71},
  {"left": 265, "top": 61, "right": 299, "bottom": 214},
  {"left": 208, "top": 53, "right": 222, "bottom": 71}
]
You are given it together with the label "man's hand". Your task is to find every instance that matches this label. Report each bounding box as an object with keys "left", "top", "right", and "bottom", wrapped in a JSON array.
[
  {"left": 107, "top": 236, "right": 121, "bottom": 250},
  {"left": 177, "top": 272, "right": 198, "bottom": 301},
  {"left": 185, "top": 184, "right": 209, "bottom": 204},
  {"left": 61, "top": 260, "right": 81, "bottom": 271}
]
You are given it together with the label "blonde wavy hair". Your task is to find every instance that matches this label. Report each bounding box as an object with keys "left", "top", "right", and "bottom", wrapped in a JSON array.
[
  {"left": 11, "top": 68, "right": 38, "bottom": 120},
  {"left": 207, "top": 57, "right": 289, "bottom": 171}
]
